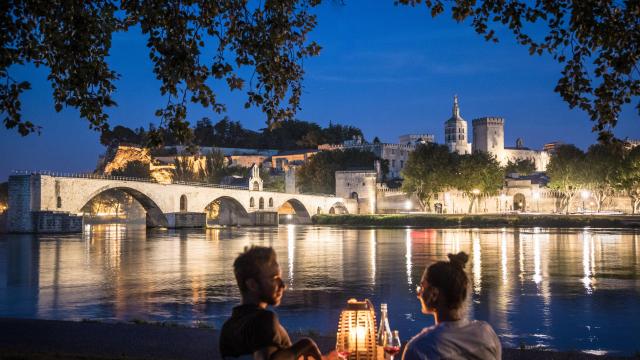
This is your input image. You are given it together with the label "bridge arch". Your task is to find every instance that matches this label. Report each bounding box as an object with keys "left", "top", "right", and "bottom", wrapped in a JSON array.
[
  {"left": 81, "top": 186, "right": 169, "bottom": 227},
  {"left": 204, "top": 196, "right": 251, "bottom": 226},
  {"left": 329, "top": 201, "right": 349, "bottom": 215},
  {"left": 277, "top": 198, "right": 311, "bottom": 224}
]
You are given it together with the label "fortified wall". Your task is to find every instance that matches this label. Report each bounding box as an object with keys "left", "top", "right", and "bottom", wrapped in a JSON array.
[{"left": 335, "top": 171, "right": 635, "bottom": 214}]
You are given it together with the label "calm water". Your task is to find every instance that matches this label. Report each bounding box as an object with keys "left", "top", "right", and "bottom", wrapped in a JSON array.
[{"left": 1, "top": 225, "right": 639, "bottom": 355}]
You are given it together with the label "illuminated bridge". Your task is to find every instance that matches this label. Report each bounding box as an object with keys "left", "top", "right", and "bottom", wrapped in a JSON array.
[{"left": 7, "top": 171, "right": 351, "bottom": 233}]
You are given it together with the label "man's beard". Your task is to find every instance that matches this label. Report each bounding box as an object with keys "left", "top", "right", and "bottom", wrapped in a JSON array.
[{"left": 259, "top": 284, "right": 282, "bottom": 306}]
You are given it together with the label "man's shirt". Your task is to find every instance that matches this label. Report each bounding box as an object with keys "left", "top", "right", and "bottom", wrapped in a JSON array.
[{"left": 220, "top": 304, "right": 292, "bottom": 358}]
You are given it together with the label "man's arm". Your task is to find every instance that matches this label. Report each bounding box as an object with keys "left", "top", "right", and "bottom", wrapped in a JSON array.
[{"left": 254, "top": 338, "right": 322, "bottom": 360}]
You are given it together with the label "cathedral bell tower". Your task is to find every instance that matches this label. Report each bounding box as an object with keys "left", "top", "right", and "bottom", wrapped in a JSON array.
[{"left": 444, "top": 95, "right": 470, "bottom": 154}]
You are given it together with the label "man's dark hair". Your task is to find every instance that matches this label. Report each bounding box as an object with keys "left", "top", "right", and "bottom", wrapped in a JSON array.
[
  {"left": 425, "top": 252, "right": 470, "bottom": 310},
  {"left": 233, "top": 246, "right": 278, "bottom": 294}
]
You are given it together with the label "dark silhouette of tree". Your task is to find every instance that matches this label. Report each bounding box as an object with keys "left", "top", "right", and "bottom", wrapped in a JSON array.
[
  {"left": 2, "top": 1, "right": 321, "bottom": 143},
  {"left": 505, "top": 159, "right": 536, "bottom": 176},
  {"left": 397, "top": 0, "right": 640, "bottom": 141},
  {"left": 0, "top": 181, "right": 7, "bottom": 212},
  {"left": 110, "top": 160, "right": 151, "bottom": 179},
  {"left": 297, "top": 149, "right": 387, "bottom": 194}
]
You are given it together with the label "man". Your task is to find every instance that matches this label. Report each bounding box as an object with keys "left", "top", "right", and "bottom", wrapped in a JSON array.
[{"left": 220, "top": 246, "right": 330, "bottom": 360}]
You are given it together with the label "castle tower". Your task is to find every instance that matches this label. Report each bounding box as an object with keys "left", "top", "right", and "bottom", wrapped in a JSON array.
[
  {"left": 444, "top": 95, "right": 470, "bottom": 154},
  {"left": 472, "top": 117, "right": 505, "bottom": 161}
]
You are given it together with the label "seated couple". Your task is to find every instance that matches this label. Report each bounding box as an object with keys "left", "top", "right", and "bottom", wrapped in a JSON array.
[{"left": 220, "top": 246, "right": 501, "bottom": 360}]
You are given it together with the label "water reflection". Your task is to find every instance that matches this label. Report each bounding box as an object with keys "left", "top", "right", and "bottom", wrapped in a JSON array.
[{"left": 1, "top": 226, "right": 639, "bottom": 355}]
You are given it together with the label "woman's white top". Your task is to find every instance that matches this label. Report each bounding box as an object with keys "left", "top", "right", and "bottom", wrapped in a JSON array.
[{"left": 402, "top": 319, "right": 501, "bottom": 360}]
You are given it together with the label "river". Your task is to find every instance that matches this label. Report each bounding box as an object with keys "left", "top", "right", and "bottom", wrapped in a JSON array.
[{"left": 1, "top": 225, "right": 639, "bottom": 355}]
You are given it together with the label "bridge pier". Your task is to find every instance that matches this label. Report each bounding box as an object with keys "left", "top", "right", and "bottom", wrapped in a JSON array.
[{"left": 165, "top": 212, "right": 206, "bottom": 228}]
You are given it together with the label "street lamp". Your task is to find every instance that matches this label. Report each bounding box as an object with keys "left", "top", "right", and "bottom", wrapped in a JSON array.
[
  {"left": 581, "top": 190, "right": 590, "bottom": 213},
  {"left": 404, "top": 200, "right": 412, "bottom": 211},
  {"left": 532, "top": 191, "right": 540, "bottom": 213}
]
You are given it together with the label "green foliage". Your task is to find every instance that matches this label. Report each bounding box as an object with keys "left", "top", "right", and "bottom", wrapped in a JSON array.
[
  {"left": 546, "top": 144, "right": 586, "bottom": 213},
  {"left": 261, "top": 169, "right": 285, "bottom": 192},
  {"left": 454, "top": 152, "right": 504, "bottom": 213},
  {"left": 201, "top": 149, "right": 228, "bottom": 184},
  {"left": 505, "top": 159, "right": 536, "bottom": 176},
  {"left": 2, "top": 1, "right": 321, "bottom": 141},
  {"left": 618, "top": 146, "right": 640, "bottom": 214},
  {"left": 110, "top": 160, "right": 151, "bottom": 179},
  {"left": 297, "top": 149, "right": 385, "bottom": 194},
  {"left": 584, "top": 143, "right": 624, "bottom": 212},
  {"left": 401, "top": 146, "right": 503, "bottom": 213},
  {"left": 0, "top": 181, "right": 7, "bottom": 211},
  {"left": 401, "top": 143, "right": 455, "bottom": 211},
  {"left": 397, "top": 0, "right": 640, "bottom": 141},
  {"left": 173, "top": 156, "right": 201, "bottom": 182}
]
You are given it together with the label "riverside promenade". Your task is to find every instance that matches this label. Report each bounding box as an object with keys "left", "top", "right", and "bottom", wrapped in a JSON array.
[{"left": 0, "top": 318, "right": 632, "bottom": 359}]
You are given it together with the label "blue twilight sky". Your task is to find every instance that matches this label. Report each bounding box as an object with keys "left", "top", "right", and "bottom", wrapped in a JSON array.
[{"left": 1, "top": 1, "right": 639, "bottom": 182}]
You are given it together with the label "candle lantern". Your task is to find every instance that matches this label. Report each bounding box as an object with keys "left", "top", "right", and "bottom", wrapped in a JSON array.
[{"left": 336, "top": 298, "right": 377, "bottom": 360}]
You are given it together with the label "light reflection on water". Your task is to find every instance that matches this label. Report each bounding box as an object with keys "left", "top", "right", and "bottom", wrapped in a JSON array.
[{"left": 1, "top": 225, "right": 640, "bottom": 355}]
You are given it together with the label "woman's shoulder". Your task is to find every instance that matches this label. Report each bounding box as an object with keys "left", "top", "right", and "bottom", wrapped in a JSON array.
[{"left": 404, "top": 326, "right": 441, "bottom": 354}]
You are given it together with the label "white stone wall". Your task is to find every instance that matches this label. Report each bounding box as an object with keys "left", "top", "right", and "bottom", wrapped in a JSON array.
[{"left": 335, "top": 171, "right": 377, "bottom": 214}]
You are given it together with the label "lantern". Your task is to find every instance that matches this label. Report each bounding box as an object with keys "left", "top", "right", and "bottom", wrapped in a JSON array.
[{"left": 336, "top": 298, "right": 378, "bottom": 360}]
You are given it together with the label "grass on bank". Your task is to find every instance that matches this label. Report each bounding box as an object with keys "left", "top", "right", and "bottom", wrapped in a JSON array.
[{"left": 313, "top": 214, "right": 640, "bottom": 228}]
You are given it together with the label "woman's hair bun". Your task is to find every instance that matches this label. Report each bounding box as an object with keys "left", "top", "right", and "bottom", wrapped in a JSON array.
[{"left": 448, "top": 252, "right": 469, "bottom": 269}]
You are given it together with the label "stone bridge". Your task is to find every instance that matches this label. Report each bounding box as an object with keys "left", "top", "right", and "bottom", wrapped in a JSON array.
[{"left": 7, "top": 172, "right": 351, "bottom": 233}]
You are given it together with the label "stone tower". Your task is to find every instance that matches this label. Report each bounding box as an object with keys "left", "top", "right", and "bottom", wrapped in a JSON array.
[
  {"left": 472, "top": 117, "right": 505, "bottom": 160},
  {"left": 444, "top": 95, "right": 470, "bottom": 154}
]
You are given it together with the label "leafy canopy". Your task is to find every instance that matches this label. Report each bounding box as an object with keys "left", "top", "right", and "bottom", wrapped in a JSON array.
[
  {"left": 504, "top": 158, "right": 536, "bottom": 176},
  {"left": 1, "top": 0, "right": 321, "bottom": 143},
  {"left": 397, "top": 0, "right": 640, "bottom": 141},
  {"left": 297, "top": 148, "right": 387, "bottom": 194},
  {"left": 401, "top": 143, "right": 456, "bottom": 211}
]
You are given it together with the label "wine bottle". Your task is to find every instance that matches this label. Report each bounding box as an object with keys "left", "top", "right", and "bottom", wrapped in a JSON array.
[{"left": 376, "top": 303, "right": 392, "bottom": 347}]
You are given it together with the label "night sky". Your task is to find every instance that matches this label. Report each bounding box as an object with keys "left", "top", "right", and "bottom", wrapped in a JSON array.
[{"left": 1, "top": 1, "right": 639, "bottom": 182}]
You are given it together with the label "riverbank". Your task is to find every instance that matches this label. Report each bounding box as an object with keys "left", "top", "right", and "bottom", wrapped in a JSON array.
[
  {"left": 313, "top": 214, "right": 640, "bottom": 228},
  {"left": 0, "top": 318, "right": 634, "bottom": 360}
]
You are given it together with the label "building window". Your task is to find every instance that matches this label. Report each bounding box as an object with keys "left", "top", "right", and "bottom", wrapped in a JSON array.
[
  {"left": 392, "top": 159, "right": 396, "bottom": 167},
  {"left": 180, "top": 194, "right": 188, "bottom": 212},
  {"left": 269, "top": 198, "right": 273, "bottom": 207},
  {"left": 250, "top": 197, "right": 255, "bottom": 207},
  {"left": 400, "top": 160, "right": 404, "bottom": 168},
  {"left": 259, "top": 197, "right": 264, "bottom": 209},
  {"left": 56, "top": 196, "right": 62, "bottom": 208},
  {"left": 253, "top": 181, "right": 260, "bottom": 191}
]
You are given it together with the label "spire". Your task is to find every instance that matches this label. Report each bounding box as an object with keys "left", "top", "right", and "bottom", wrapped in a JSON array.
[{"left": 453, "top": 94, "right": 460, "bottom": 118}]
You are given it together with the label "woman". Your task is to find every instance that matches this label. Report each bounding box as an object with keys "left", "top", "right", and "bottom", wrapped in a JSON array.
[{"left": 403, "top": 252, "right": 501, "bottom": 360}]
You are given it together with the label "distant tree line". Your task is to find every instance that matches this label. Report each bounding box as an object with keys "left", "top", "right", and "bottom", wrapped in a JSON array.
[
  {"left": 546, "top": 143, "right": 640, "bottom": 214},
  {"left": 296, "top": 149, "right": 389, "bottom": 194},
  {"left": 100, "top": 118, "right": 363, "bottom": 151},
  {"left": 401, "top": 142, "right": 640, "bottom": 214},
  {"left": 401, "top": 143, "right": 504, "bottom": 212}
]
